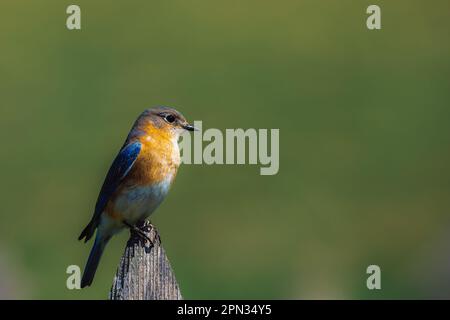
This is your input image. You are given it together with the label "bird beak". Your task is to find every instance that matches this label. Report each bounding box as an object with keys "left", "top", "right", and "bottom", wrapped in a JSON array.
[{"left": 183, "top": 124, "right": 198, "bottom": 131}]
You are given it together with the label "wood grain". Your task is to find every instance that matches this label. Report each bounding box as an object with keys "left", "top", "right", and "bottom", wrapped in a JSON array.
[{"left": 109, "top": 220, "right": 182, "bottom": 300}]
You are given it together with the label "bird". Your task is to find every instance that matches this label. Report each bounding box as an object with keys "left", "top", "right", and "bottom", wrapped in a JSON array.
[{"left": 78, "top": 106, "right": 196, "bottom": 288}]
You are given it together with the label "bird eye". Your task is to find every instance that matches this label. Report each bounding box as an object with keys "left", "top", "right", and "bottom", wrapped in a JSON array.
[{"left": 164, "top": 114, "right": 176, "bottom": 123}]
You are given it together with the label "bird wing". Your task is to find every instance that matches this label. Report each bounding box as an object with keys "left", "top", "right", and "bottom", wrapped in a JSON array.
[
  {"left": 93, "top": 141, "right": 142, "bottom": 220},
  {"left": 79, "top": 141, "right": 142, "bottom": 242}
]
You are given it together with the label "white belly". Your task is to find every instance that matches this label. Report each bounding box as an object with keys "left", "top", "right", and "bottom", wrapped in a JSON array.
[{"left": 113, "top": 180, "right": 171, "bottom": 224}]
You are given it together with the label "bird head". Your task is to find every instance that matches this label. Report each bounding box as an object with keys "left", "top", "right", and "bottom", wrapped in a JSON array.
[{"left": 132, "top": 106, "right": 197, "bottom": 142}]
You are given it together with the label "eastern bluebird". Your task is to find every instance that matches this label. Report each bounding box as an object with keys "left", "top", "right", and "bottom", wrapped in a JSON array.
[{"left": 78, "top": 107, "right": 196, "bottom": 288}]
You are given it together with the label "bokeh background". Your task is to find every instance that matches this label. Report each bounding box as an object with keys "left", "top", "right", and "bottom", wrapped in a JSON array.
[{"left": 1, "top": 0, "right": 450, "bottom": 299}]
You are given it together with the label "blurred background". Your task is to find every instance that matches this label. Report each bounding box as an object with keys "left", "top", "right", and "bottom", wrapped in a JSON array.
[{"left": 0, "top": 0, "right": 450, "bottom": 299}]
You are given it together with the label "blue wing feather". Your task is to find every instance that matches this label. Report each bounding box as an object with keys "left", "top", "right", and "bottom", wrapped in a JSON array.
[
  {"left": 79, "top": 141, "right": 141, "bottom": 242},
  {"left": 93, "top": 141, "right": 142, "bottom": 218},
  {"left": 78, "top": 142, "right": 142, "bottom": 242}
]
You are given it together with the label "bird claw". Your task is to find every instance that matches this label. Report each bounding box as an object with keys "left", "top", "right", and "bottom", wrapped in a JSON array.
[{"left": 124, "top": 220, "right": 160, "bottom": 246}]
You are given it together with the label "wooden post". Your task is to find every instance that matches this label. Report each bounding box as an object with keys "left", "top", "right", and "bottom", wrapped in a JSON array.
[{"left": 109, "top": 220, "right": 182, "bottom": 300}]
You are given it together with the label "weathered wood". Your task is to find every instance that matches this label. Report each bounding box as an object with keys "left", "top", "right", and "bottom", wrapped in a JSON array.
[{"left": 109, "top": 220, "right": 182, "bottom": 300}]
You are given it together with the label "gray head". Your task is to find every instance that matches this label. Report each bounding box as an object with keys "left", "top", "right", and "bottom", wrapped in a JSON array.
[
  {"left": 144, "top": 106, "right": 195, "bottom": 131},
  {"left": 130, "top": 106, "right": 196, "bottom": 141}
]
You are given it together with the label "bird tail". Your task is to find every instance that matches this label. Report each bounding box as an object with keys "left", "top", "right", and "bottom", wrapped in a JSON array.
[
  {"left": 78, "top": 220, "right": 97, "bottom": 243},
  {"left": 81, "top": 234, "right": 110, "bottom": 288}
]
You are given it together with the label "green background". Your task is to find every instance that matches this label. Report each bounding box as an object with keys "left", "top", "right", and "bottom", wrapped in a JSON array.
[{"left": 1, "top": 0, "right": 449, "bottom": 299}]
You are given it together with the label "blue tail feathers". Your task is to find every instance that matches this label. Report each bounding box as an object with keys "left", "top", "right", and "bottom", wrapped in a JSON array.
[{"left": 81, "top": 235, "right": 109, "bottom": 288}]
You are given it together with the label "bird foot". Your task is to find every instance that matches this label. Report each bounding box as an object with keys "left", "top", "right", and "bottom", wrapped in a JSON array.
[{"left": 124, "top": 220, "right": 160, "bottom": 246}]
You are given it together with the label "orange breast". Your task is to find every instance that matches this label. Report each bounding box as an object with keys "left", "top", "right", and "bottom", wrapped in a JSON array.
[{"left": 126, "top": 130, "right": 180, "bottom": 186}]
